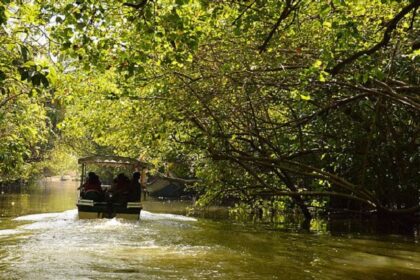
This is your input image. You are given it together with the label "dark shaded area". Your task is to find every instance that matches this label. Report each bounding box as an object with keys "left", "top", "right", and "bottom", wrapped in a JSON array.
[{"left": 149, "top": 182, "right": 193, "bottom": 199}]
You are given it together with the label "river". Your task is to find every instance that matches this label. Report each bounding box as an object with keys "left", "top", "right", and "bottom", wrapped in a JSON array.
[{"left": 0, "top": 180, "right": 419, "bottom": 279}]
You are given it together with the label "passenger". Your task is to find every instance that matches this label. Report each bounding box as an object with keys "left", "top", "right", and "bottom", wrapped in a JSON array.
[
  {"left": 128, "top": 171, "right": 141, "bottom": 202},
  {"left": 109, "top": 173, "right": 130, "bottom": 203},
  {"left": 81, "top": 172, "right": 104, "bottom": 201}
]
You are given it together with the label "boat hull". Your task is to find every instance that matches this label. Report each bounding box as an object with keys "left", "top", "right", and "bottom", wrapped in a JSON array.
[{"left": 77, "top": 200, "right": 142, "bottom": 220}]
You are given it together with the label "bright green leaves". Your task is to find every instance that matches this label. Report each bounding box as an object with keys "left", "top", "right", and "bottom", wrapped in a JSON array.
[
  {"left": 0, "top": 94, "right": 50, "bottom": 182},
  {"left": 1, "top": 0, "right": 416, "bottom": 214},
  {"left": 312, "top": 60, "right": 322, "bottom": 68},
  {"left": 300, "top": 94, "right": 311, "bottom": 101},
  {"left": 0, "top": 1, "right": 55, "bottom": 182}
]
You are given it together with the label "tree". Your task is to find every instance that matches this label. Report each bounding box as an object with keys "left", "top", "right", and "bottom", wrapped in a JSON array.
[
  {"left": 6, "top": 0, "right": 418, "bottom": 221},
  {"left": 0, "top": 1, "right": 54, "bottom": 182}
]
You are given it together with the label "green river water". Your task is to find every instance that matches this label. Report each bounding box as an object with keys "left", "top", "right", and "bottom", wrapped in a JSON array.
[{"left": 0, "top": 180, "right": 419, "bottom": 280}]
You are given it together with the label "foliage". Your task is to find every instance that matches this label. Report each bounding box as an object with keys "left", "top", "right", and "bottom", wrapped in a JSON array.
[
  {"left": 37, "top": 143, "right": 78, "bottom": 177},
  {"left": 1, "top": 0, "right": 419, "bottom": 219},
  {"left": 0, "top": 1, "right": 54, "bottom": 182}
]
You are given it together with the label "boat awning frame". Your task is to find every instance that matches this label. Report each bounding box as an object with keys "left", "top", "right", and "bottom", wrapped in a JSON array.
[{"left": 78, "top": 155, "right": 151, "bottom": 169}]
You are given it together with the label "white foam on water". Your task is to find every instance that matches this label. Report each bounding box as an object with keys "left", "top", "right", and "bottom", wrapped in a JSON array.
[
  {"left": 141, "top": 210, "right": 197, "bottom": 222},
  {"left": 14, "top": 209, "right": 195, "bottom": 223},
  {"left": 20, "top": 219, "right": 71, "bottom": 230},
  {"left": 11, "top": 209, "right": 195, "bottom": 233},
  {"left": 0, "top": 229, "right": 23, "bottom": 236},
  {"left": 13, "top": 212, "right": 62, "bottom": 221},
  {"left": 92, "top": 218, "right": 137, "bottom": 230},
  {"left": 13, "top": 209, "right": 77, "bottom": 221},
  {"left": 140, "top": 240, "right": 157, "bottom": 247},
  {"left": 14, "top": 209, "right": 78, "bottom": 231}
]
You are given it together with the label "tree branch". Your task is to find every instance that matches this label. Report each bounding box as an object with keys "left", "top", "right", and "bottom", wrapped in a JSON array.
[
  {"left": 123, "top": 0, "right": 148, "bottom": 10},
  {"left": 329, "top": 1, "right": 420, "bottom": 75},
  {"left": 259, "top": 0, "right": 302, "bottom": 53},
  {"left": 154, "top": 172, "right": 201, "bottom": 184},
  {"left": 0, "top": 92, "right": 26, "bottom": 108},
  {"left": 232, "top": 0, "right": 257, "bottom": 25},
  {"left": 258, "top": 190, "right": 378, "bottom": 208}
]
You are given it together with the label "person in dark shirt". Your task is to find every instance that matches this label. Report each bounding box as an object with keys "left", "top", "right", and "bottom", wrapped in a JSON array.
[
  {"left": 109, "top": 173, "right": 130, "bottom": 203},
  {"left": 128, "top": 171, "right": 141, "bottom": 202}
]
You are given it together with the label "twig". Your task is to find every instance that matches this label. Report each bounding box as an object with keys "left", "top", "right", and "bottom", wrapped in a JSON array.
[
  {"left": 232, "top": 0, "right": 257, "bottom": 25},
  {"left": 259, "top": 0, "right": 303, "bottom": 53}
]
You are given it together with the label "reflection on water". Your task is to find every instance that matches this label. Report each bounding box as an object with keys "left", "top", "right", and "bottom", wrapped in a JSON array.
[
  {"left": 0, "top": 180, "right": 77, "bottom": 218},
  {"left": 0, "top": 180, "right": 419, "bottom": 279}
]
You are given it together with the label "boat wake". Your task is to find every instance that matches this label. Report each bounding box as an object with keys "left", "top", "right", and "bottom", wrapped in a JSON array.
[
  {"left": 141, "top": 210, "right": 197, "bottom": 222},
  {"left": 8, "top": 209, "right": 196, "bottom": 232},
  {"left": 12, "top": 209, "right": 196, "bottom": 222},
  {"left": 0, "top": 229, "right": 24, "bottom": 236},
  {"left": 13, "top": 209, "right": 78, "bottom": 222}
]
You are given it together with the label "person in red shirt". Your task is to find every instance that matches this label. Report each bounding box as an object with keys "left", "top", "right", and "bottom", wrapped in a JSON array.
[{"left": 81, "top": 172, "right": 104, "bottom": 201}]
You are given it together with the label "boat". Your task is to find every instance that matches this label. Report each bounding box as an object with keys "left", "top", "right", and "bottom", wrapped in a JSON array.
[{"left": 76, "top": 155, "right": 150, "bottom": 220}]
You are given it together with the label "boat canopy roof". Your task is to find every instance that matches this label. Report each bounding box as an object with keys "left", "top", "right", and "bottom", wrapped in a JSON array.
[{"left": 78, "top": 155, "right": 151, "bottom": 169}]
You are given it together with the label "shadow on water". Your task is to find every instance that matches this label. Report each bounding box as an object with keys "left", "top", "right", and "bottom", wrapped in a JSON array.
[
  {"left": 327, "top": 217, "right": 420, "bottom": 239},
  {"left": 0, "top": 180, "right": 419, "bottom": 279}
]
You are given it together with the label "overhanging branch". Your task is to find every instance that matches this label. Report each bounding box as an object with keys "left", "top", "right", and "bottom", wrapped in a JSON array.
[
  {"left": 259, "top": 0, "right": 303, "bottom": 53},
  {"left": 155, "top": 172, "right": 201, "bottom": 184},
  {"left": 258, "top": 190, "right": 378, "bottom": 208},
  {"left": 329, "top": 1, "right": 420, "bottom": 75}
]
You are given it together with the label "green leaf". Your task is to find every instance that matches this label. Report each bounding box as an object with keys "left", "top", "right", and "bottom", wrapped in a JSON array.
[
  {"left": 319, "top": 72, "right": 326, "bottom": 82},
  {"left": 300, "top": 94, "right": 311, "bottom": 101},
  {"left": 322, "top": 21, "right": 332, "bottom": 29},
  {"left": 62, "top": 41, "right": 72, "bottom": 50},
  {"left": 0, "top": 70, "right": 6, "bottom": 81},
  {"left": 40, "top": 75, "right": 49, "bottom": 87},
  {"left": 55, "top": 16, "right": 64, "bottom": 23},
  {"left": 18, "top": 67, "right": 29, "bottom": 81},
  {"left": 312, "top": 60, "right": 322, "bottom": 68},
  {"left": 20, "top": 45, "right": 30, "bottom": 62},
  {"left": 176, "top": 0, "right": 187, "bottom": 5},
  {"left": 0, "top": 6, "right": 6, "bottom": 25},
  {"left": 31, "top": 73, "right": 42, "bottom": 86}
]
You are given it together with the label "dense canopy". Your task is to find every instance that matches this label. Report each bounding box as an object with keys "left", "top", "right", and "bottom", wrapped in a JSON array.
[{"left": 0, "top": 0, "right": 419, "bottom": 221}]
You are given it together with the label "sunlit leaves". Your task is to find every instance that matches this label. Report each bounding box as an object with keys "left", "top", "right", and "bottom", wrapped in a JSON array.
[
  {"left": 1, "top": 0, "right": 417, "bottom": 215},
  {"left": 0, "top": 1, "right": 55, "bottom": 182}
]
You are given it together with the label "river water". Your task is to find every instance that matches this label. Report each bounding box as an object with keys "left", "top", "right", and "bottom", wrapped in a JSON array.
[{"left": 0, "top": 180, "right": 419, "bottom": 280}]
